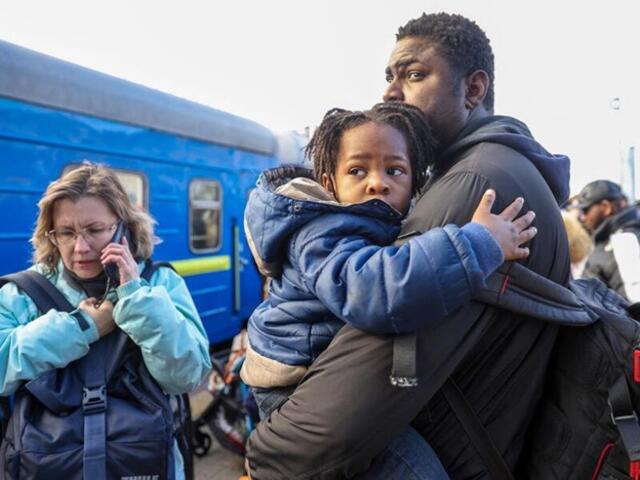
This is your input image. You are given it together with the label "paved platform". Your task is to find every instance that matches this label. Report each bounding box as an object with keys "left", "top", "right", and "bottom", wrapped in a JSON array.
[{"left": 194, "top": 435, "right": 245, "bottom": 480}]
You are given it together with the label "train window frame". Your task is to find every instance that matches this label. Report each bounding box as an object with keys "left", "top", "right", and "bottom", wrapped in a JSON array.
[
  {"left": 189, "top": 178, "right": 223, "bottom": 254},
  {"left": 61, "top": 164, "right": 148, "bottom": 210}
]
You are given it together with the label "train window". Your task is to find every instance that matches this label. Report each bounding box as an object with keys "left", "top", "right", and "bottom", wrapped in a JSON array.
[
  {"left": 190, "top": 179, "right": 222, "bottom": 252},
  {"left": 62, "top": 164, "right": 147, "bottom": 209},
  {"left": 114, "top": 171, "right": 145, "bottom": 209}
]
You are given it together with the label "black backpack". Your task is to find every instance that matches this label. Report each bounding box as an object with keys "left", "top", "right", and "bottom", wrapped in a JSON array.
[
  {"left": 519, "top": 281, "right": 640, "bottom": 480},
  {"left": 0, "top": 261, "right": 194, "bottom": 480},
  {"left": 393, "top": 263, "right": 640, "bottom": 480}
]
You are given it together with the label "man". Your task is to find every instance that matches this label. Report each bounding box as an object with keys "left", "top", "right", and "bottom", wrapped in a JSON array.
[
  {"left": 245, "top": 12, "right": 571, "bottom": 479},
  {"left": 575, "top": 179, "right": 640, "bottom": 301}
]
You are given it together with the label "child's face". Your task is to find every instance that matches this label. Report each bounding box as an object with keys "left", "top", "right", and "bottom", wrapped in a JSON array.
[{"left": 322, "top": 122, "right": 413, "bottom": 214}]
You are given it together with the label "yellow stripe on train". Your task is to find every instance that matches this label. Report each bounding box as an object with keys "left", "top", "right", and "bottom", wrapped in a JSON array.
[{"left": 170, "top": 255, "right": 231, "bottom": 277}]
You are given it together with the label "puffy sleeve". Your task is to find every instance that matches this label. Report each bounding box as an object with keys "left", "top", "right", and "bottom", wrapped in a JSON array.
[
  {"left": 291, "top": 214, "right": 503, "bottom": 334},
  {"left": 0, "top": 281, "right": 98, "bottom": 396},
  {"left": 113, "top": 267, "right": 212, "bottom": 394}
]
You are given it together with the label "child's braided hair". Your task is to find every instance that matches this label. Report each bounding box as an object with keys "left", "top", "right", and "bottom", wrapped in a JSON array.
[{"left": 306, "top": 102, "right": 435, "bottom": 197}]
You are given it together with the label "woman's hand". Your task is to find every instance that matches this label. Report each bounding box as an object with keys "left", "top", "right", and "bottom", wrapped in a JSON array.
[
  {"left": 79, "top": 298, "right": 116, "bottom": 337},
  {"left": 100, "top": 236, "right": 139, "bottom": 285},
  {"left": 471, "top": 189, "right": 537, "bottom": 261}
]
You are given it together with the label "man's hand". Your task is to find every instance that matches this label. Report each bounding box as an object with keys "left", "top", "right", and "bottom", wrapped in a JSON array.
[
  {"left": 471, "top": 189, "right": 537, "bottom": 261},
  {"left": 79, "top": 298, "right": 116, "bottom": 337}
]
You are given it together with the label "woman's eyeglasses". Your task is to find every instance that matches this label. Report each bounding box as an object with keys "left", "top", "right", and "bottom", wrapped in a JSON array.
[{"left": 46, "top": 223, "right": 118, "bottom": 247}]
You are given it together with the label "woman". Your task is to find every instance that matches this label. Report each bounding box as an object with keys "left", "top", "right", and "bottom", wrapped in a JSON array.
[
  {"left": 0, "top": 163, "right": 211, "bottom": 479},
  {"left": 561, "top": 210, "right": 593, "bottom": 278}
]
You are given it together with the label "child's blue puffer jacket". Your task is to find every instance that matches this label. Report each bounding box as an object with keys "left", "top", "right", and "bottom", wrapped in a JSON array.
[{"left": 242, "top": 166, "right": 503, "bottom": 387}]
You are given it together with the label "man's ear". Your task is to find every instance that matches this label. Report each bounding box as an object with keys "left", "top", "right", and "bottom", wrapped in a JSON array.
[
  {"left": 601, "top": 199, "right": 615, "bottom": 216},
  {"left": 464, "top": 70, "right": 490, "bottom": 110}
]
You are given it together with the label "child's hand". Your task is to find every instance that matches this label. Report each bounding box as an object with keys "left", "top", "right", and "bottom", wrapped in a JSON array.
[{"left": 471, "top": 189, "right": 537, "bottom": 261}]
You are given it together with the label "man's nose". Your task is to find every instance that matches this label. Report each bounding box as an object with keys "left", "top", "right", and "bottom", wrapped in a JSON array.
[{"left": 383, "top": 80, "right": 403, "bottom": 102}]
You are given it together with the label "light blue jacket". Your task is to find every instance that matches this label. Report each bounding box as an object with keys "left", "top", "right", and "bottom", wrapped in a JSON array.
[
  {"left": 0, "top": 261, "right": 211, "bottom": 396},
  {"left": 0, "top": 261, "right": 211, "bottom": 479}
]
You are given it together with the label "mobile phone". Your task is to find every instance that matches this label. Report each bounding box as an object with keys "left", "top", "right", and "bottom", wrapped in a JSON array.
[{"left": 104, "top": 221, "right": 130, "bottom": 284}]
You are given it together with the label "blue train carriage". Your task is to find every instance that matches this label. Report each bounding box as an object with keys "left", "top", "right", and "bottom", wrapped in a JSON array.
[{"left": 0, "top": 40, "right": 305, "bottom": 345}]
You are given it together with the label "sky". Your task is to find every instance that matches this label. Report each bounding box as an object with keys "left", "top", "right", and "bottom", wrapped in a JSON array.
[{"left": 2, "top": 0, "right": 639, "bottom": 197}]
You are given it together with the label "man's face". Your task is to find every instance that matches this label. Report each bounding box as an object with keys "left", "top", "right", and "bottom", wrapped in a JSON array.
[
  {"left": 578, "top": 200, "right": 612, "bottom": 234},
  {"left": 383, "top": 37, "right": 468, "bottom": 147}
]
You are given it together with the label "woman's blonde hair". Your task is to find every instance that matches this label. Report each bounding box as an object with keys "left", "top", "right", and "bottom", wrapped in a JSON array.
[
  {"left": 32, "top": 163, "right": 157, "bottom": 269},
  {"left": 561, "top": 211, "right": 593, "bottom": 264}
]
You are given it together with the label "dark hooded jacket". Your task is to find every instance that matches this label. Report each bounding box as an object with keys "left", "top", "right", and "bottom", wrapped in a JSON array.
[
  {"left": 405, "top": 115, "right": 571, "bottom": 478},
  {"left": 240, "top": 166, "right": 503, "bottom": 388},
  {"left": 246, "top": 115, "right": 573, "bottom": 480},
  {"left": 582, "top": 206, "right": 640, "bottom": 301}
]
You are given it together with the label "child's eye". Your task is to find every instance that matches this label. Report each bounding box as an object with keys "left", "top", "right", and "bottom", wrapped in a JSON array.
[
  {"left": 348, "top": 168, "right": 366, "bottom": 177},
  {"left": 388, "top": 167, "right": 405, "bottom": 176},
  {"left": 407, "top": 71, "right": 425, "bottom": 81}
]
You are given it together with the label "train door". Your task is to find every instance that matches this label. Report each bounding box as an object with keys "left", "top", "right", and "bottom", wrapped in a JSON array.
[
  {"left": 234, "top": 182, "right": 264, "bottom": 323},
  {"left": 232, "top": 213, "right": 260, "bottom": 325}
]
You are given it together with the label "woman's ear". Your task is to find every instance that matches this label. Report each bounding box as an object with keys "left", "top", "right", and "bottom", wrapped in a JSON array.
[{"left": 464, "top": 70, "right": 490, "bottom": 110}]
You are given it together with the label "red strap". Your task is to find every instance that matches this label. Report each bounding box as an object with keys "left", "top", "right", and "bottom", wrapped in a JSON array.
[
  {"left": 500, "top": 274, "right": 510, "bottom": 296},
  {"left": 591, "top": 443, "right": 614, "bottom": 480},
  {"left": 634, "top": 350, "right": 640, "bottom": 383},
  {"left": 631, "top": 460, "right": 640, "bottom": 480}
]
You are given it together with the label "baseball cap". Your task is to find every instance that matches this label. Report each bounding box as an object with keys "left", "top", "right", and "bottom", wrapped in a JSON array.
[{"left": 572, "top": 180, "right": 624, "bottom": 210}]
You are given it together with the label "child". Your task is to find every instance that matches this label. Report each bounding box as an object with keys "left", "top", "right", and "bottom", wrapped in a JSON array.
[{"left": 241, "top": 103, "right": 535, "bottom": 416}]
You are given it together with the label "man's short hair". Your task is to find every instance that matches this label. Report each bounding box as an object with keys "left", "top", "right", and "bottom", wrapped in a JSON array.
[{"left": 397, "top": 12, "right": 495, "bottom": 112}]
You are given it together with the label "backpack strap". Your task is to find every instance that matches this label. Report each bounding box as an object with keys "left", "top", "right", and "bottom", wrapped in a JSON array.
[
  {"left": 390, "top": 333, "right": 418, "bottom": 387},
  {"left": 0, "top": 270, "right": 90, "bottom": 331},
  {"left": 82, "top": 339, "right": 108, "bottom": 480},
  {"left": 390, "top": 261, "right": 600, "bottom": 474},
  {"left": 0, "top": 269, "right": 107, "bottom": 479},
  {"left": 0, "top": 272, "right": 71, "bottom": 447},
  {"left": 390, "top": 262, "right": 601, "bottom": 387},
  {"left": 609, "top": 375, "right": 640, "bottom": 469},
  {"left": 140, "top": 259, "right": 176, "bottom": 282},
  {"left": 82, "top": 259, "right": 175, "bottom": 480},
  {"left": 441, "top": 378, "right": 515, "bottom": 480}
]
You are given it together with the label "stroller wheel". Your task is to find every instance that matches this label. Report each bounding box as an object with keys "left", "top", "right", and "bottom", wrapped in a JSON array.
[
  {"left": 204, "top": 399, "right": 247, "bottom": 456},
  {"left": 192, "top": 421, "right": 212, "bottom": 458}
]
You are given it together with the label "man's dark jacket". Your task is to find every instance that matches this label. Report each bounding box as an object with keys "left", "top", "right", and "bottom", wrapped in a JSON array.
[
  {"left": 582, "top": 206, "right": 640, "bottom": 300},
  {"left": 246, "top": 114, "right": 572, "bottom": 480}
]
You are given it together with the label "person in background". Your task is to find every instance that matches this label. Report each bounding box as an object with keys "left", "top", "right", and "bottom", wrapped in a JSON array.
[
  {"left": 573, "top": 179, "right": 640, "bottom": 301},
  {"left": 561, "top": 210, "right": 593, "bottom": 278}
]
